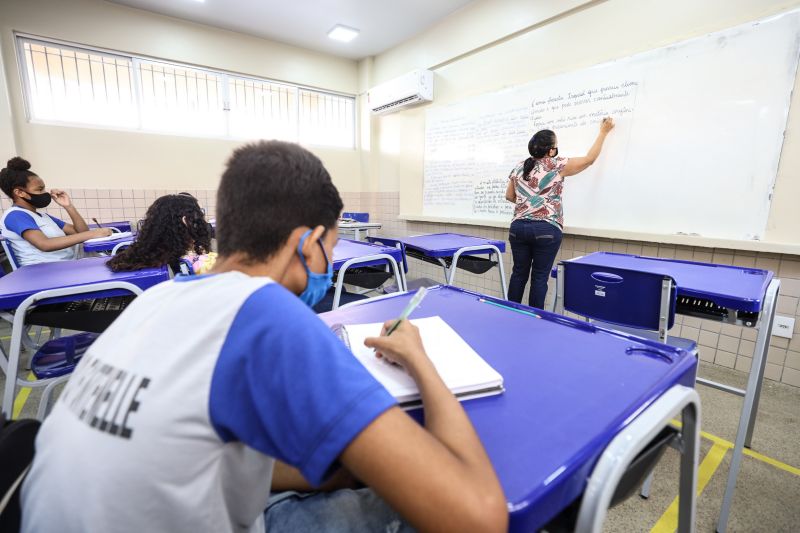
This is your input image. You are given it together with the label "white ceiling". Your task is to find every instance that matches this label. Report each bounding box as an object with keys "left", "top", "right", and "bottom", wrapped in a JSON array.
[{"left": 109, "top": 0, "right": 476, "bottom": 60}]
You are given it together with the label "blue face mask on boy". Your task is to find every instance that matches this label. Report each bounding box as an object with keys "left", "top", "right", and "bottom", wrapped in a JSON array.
[{"left": 296, "top": 230, "right": 333, "bottom": 307}]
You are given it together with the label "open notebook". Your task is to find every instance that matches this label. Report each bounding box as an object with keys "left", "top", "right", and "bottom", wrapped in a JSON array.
[
  {"left": 335, "top": 316, "right": 504, "bottom": 408},
  {"left": 84, "top": 231, "right": 133, "bottom": 243}
]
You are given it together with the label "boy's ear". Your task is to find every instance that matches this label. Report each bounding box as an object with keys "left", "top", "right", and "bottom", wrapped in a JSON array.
[{"left": 291, "top": 225, "right": 325, "bottom": 260}]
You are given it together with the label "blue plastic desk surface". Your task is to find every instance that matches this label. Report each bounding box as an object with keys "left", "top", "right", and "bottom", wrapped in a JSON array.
[
  {"left": 0, "top": 257, "right": 169, "bottom": 310},
  {"left": 332, "top": 239, "right": 403, "bottom": 271},
  {"left": 320, "top": 286, "right": 696, "bottom": 531},
  {"left": 556, "top": 252, "right": 773, "bottom": 312},
  {"left": 396, "top": 233, "right": 506, "bottom": 257},
  {"left": 83, "top": 233, "right": 137, "bottom": 254}
]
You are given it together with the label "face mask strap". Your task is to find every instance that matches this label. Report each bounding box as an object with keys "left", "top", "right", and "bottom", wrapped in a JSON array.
[{"left": 297, "top": 229, "right": 330, "bottom": 271}]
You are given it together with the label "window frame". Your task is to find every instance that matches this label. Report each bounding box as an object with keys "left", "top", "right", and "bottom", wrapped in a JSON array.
[{"left": 14, "top": 33, "right": 357, "bottom": 149}]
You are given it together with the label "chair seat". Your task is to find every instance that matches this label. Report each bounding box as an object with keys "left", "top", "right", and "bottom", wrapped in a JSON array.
[
  {"left": 30, "top": 332, "right": 98, "bottom": 379},
  {"left": 591, "top": 320, "right": 697, "bottom": 353}
]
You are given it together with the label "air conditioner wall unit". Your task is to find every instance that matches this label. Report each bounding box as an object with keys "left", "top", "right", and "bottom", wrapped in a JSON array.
[{"left": 368, "top": 69, "right": 434, "bottom": 115}]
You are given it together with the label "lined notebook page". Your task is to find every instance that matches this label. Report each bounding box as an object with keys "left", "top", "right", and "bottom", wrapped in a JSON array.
[{"left": 344, "top": 316, "right": 503, "bottom": 405}]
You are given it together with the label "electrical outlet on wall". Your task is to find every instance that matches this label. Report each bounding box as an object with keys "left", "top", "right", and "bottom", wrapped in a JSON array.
[{"left": 772, "top": 315, "right": 795, "bottom": 339}]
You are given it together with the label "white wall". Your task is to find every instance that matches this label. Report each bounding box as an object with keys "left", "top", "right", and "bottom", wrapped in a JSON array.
[
  {"left": 0, "top": 0, "right": 362, "bottom": 191},
  {"left": 365, "top": 0, "right": 800, "bottom": 251},
  {"left": 0, "top": 37, "right": 16, "bottom": 158}
]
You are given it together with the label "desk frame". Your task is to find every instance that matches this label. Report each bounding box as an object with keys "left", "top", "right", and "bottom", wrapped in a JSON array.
[
  {"left": 337, "top": 223, "right": 382, "bottom": 242},
  {"left": 554, "top": 262, "right": 779, "bottom": 533},
  {"left": 329, "top": 287, "right": 700, "bottom": 531},
  {"left": 1, "top": 281, "right": 144, "bottom": 420},
  {"left": 408, "top": 242, "right": 508, "bottom": 300},
  {"left": 333, "top": 253, "right": 405, "bottom": 310}
]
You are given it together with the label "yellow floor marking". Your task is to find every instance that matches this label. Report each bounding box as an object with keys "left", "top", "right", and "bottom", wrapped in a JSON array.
[
  {"left": 12, "top": 371, "right": 36, "bottom": 419},
  {"left": 670, "top": 419, "right": 800, "bottom": 477},
  {"left": 650, "top": 442, "right": 728, "bottom": 533}
]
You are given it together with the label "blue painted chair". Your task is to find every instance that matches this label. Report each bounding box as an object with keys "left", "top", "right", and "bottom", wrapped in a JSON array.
[
  {"left": 556, "top": 261, "right": 695, "bottom": 350},
  {"left": 1, "top": 238, "right": 21, "bottom": 271},
  {"left": 555, "top": 260, "right": 698, "bottom": 499},
  {"left": 342, "top": 212, "right": 369, "bottom": 222}
]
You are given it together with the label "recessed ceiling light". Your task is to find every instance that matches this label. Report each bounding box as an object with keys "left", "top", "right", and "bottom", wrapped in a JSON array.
[{"left": 328, "top": 25, "right": 359, "bottom": 43}]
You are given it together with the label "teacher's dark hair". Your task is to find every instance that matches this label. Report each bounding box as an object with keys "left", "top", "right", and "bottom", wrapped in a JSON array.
[{"left": 522, "top": 130, "right": 557, "bottom": 179}]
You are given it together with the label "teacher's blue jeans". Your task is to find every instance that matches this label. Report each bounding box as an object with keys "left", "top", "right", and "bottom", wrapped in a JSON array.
[{"left": 508, "top": 219, "right": 563, "bottom": 309}]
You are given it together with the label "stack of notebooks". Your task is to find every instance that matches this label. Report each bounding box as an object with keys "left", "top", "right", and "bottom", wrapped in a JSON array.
[{"left": 335, "top": 316, "right": 504, "bottom": 407}]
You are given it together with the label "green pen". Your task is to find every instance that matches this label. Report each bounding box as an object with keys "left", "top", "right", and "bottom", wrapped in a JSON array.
[{"left": 384, "top": 287, "right": 428, "bottom": 336}]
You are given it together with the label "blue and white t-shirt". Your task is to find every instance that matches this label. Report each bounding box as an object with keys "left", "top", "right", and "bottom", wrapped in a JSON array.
[
  {"left": 21, "top": 272, "right": 396, "bottom": 533},
  {"left": 0, "top": 206, "right": 76, "bottom": 266}
]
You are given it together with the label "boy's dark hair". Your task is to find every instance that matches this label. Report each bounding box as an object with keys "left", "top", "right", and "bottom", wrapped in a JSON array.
[
  {"left": 216, "top": 140, "right": 343, "bottom": 262},
  {"left": 0, "top": 157, "right": 37, "bottom": 198},
  {"left": 108, "top": 194, "right": 211, "bottom": 273}
]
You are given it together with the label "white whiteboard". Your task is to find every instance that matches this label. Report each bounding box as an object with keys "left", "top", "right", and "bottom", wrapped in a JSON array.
[{"left": 422, "top": 10, "right": 800, "bottom": 241}]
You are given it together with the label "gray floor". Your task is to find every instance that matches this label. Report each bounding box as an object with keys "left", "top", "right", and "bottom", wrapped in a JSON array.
[{"left": 2, "top": 329, "right": 798, "bottom": 532}]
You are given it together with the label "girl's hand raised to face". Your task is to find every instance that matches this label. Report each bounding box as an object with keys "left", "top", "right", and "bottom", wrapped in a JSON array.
[{"left": 50, "top": 189, "right": 72, "bottom": 208}]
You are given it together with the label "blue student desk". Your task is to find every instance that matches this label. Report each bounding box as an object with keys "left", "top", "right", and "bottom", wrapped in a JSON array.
[
  {"left": 394, "top": 233, "right": 508, "bottom": 299},
  {"left": 320, "top": 286, "right": 700, "bottom": 531},
  {"left": 88, "top": 220, "right": 132, "bottom": 233},
  {"left": 82, "top": 233, "right": 136, "bottom": 254},
  {"left": 551, "top": 252, "right": 779, "bottom": 532},
  {"left": 0, "top": 257, "right": 169, "bottom": 419},
  {"left": 337, "top": 221, "right": 382, "bottom": 241},
  {"left": 331, "top": 239, "right": 406, "bottom": 309}
]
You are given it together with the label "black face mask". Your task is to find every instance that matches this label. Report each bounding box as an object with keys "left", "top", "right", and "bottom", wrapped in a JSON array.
[{"left": 24, "top": 191, "right": 52, "bottom": 209}]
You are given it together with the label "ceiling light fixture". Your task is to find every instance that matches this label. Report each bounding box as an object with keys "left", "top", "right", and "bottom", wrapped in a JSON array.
[{"left": 328, "top": 24, "right": 359, "bottom": 43}]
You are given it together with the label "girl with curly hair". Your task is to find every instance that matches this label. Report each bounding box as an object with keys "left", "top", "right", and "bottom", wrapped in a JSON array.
[{"left": 108, "top": 194, "right": 212, "bottom": 274}]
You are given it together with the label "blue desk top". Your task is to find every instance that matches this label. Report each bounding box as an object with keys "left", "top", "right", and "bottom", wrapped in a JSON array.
[
  {"left": 332, "top": 239, "right": 403, "bottom": 271},
  {"left": 396, "top": 233, "right": 506, "bottom": 257},
  {"left": 83, "top": 233, "right": 136, "bottom": 254},
  {"left": 556, "top": 252, "right": 773, "bottom": 312},
  {"left": 320, "top": 286, "right": 697, "bottom": 531},
  {"left": 0, "top": 257, "right": 169, "bottom": 310}
]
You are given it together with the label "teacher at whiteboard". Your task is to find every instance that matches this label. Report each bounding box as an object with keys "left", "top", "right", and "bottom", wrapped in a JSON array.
[{"left": 504, "top": 117, "right": 615, "bottom": 308}]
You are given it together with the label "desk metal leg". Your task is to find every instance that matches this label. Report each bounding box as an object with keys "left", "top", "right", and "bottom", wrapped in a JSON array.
[
  {"left": 716, "top": 279, "right": 779, "bottom": 533},
  {"left": 332, "top": 255, "right": 404, "bottom": 311},
  {"left": 495, "top": 250, "right": 508, "bottom": 300},
  {"left": 743, "top": 281, "right": 779, "bottom": 448},
  {"left": 554, "top": 264, "right": 565, "bottom": 314},
  {"left": 575, "top": 385, "right": 700, "bottom": 533},
  {"left": 446, "top": 246, "right": 506, "bottom": 299},
  {"left": 679, "top": 395, "right": 700, "bottom": 533}
]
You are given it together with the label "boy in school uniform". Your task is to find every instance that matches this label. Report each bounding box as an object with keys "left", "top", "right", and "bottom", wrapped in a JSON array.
[
  {"left": 0, "top": 157, "right": 113, "bottom": 266},
  {"left": 21, "top": 141, "right": 507, "bottom": 533}
]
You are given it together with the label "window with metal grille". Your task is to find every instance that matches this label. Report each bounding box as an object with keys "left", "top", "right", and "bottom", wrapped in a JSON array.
[
  {"left": 16, "top": 36, "right": 356, "bottom": 148},
  {"left": 298, "top": 89, "right": 355, "bottom": 148},
  {"left": 20, "top": 40, "right": 137, "bottom": 128}
]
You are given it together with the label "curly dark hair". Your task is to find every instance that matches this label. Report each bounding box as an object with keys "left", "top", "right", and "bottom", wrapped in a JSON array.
[{"left": 107, "top": 194, "right": 211, "bottom": 273}]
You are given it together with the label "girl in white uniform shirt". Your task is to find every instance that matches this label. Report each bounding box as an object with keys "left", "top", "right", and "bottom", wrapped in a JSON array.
[{"left": 0, "top": 157, "right": 112, "bottom": 267}]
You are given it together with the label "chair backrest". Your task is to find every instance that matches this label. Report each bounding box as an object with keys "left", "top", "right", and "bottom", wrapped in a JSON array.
[
  {"left": 1, "top": 237, "right": 20, "bottom": 271},
  {"left": 562, "top": 262, "right": 677, "bottom": 333},
  {"left": 366, "top": 236, "right": 408, "bottom": 274},
  {"left": 0, "top": 417, "right": 41, "bottom": 531}
]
